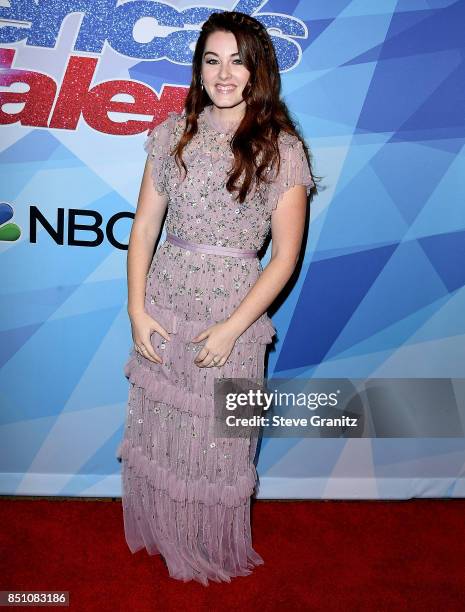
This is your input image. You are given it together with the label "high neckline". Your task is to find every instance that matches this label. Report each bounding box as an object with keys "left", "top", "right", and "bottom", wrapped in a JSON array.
[{"left": 202, "top": 104, "right": 243, "bottom": 135}]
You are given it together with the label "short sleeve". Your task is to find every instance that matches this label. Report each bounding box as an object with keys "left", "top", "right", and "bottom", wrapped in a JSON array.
[
  {"left": 268, "top": 133, "right": 315, "bottom": 213},
  {"left": 143, "top": 112, "right": 176, "bottom": 196}
]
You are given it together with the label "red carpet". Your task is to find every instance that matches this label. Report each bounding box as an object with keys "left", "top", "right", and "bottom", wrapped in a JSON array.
[{"left": 1, "top": 498, "right": 465, "bottom": 611}]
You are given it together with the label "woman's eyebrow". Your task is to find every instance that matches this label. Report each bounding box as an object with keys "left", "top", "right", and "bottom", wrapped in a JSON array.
[{"left": 203, "top": 51, "right": 240, "bottom": 57}]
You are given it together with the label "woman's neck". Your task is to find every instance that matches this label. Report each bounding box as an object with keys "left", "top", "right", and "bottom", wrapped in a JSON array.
[{"left": 207, "top": 104, "right": 245, "bottom": 133}]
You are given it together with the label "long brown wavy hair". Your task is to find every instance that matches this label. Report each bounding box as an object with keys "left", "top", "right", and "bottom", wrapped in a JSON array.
[{"left": 172, "top": 10, "right": 319, "bottom": 204}]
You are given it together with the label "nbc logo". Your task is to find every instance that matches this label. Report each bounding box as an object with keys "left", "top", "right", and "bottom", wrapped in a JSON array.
[{"left": 0, "top": 203, "right": 21, "bottom": 241}]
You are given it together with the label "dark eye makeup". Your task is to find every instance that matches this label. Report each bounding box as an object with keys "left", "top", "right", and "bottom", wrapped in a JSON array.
[{"left": 204, "top": 58, "right": 243, "bottom": 64}]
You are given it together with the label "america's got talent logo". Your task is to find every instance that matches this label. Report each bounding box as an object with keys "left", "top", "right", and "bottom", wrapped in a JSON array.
[
  {"left": 0, "top": 202, "right": 21, "bottom": 241},
  {"left": 0, "top": 0, "right": 310, "bottom": 135}
]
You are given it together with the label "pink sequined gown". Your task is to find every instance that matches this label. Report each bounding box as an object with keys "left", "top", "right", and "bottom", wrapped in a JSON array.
[{"left": 116, "top": 104, "right": 314, "bottom": 586}]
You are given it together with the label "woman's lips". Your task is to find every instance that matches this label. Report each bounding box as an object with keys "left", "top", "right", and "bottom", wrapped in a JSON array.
[{"left": 215, "top": 85, "right": 236, "bottom": 94}]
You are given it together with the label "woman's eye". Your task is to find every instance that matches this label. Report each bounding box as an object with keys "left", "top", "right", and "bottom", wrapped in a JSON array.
[{"left": 205, "top": 59, "right": 243, "bottom": 65}]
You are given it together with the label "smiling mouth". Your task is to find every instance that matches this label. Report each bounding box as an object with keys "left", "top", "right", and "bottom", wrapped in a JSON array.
[{"left": 215, "top": 85, "right": 236, "bottom": 93}]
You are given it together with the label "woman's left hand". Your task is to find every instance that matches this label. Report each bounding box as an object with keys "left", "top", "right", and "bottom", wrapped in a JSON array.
[{"left": 191, "top": 321, "right": 239, "bottom": 368}]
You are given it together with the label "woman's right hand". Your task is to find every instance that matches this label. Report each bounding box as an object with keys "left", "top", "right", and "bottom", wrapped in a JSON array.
[{"left": 129, "top": 309, "right": 171, "bottom": 364}]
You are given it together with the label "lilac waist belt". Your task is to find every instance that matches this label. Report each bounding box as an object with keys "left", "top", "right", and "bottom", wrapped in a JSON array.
[{"left": 165, "top": 232, "right": 258, "bottom": 259}]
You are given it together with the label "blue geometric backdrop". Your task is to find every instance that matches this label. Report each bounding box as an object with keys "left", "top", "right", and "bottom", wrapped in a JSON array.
[{"left": 1, "top": 0, "right": 464, "bottom": 498}]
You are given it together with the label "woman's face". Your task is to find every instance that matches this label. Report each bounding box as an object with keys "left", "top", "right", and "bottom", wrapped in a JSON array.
[{"left": 200, "top": 30, "right": 251, "bottom": 110}]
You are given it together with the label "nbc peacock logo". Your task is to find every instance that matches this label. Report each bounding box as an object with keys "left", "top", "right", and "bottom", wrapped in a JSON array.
[{"left": 0, "top": 202, "right": 21, "bottom": 241}]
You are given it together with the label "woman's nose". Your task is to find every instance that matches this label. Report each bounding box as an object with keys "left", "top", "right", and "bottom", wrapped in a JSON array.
[{"left": 218, "top": 63, "right": 232, "bottom": 79}]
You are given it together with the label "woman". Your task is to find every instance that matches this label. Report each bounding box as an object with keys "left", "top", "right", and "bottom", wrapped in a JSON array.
[{"left": 116, "top": 11, "right": 316, "bottom": 586}]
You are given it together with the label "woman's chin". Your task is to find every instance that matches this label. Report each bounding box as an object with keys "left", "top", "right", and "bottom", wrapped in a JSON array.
[{"left": 210, "top": 97, "right": 244, "bottom": 109}]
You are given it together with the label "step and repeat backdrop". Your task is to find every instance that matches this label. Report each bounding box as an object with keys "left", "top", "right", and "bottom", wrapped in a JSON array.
[{"left": 1, "top": 0, "right": 464, "bottom": 498}]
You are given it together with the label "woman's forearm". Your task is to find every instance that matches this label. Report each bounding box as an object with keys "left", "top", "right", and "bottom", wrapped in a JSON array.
[
  {"left": 225, "top": 256, "right": 296, "bottom": 339},
  {"left": 127, "top": 221, "right": 161, "bottom": 317}
]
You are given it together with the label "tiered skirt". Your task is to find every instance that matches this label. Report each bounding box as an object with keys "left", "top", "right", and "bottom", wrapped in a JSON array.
[{"left": 116, "top": 297, "right": 275, "bottom": 585}]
